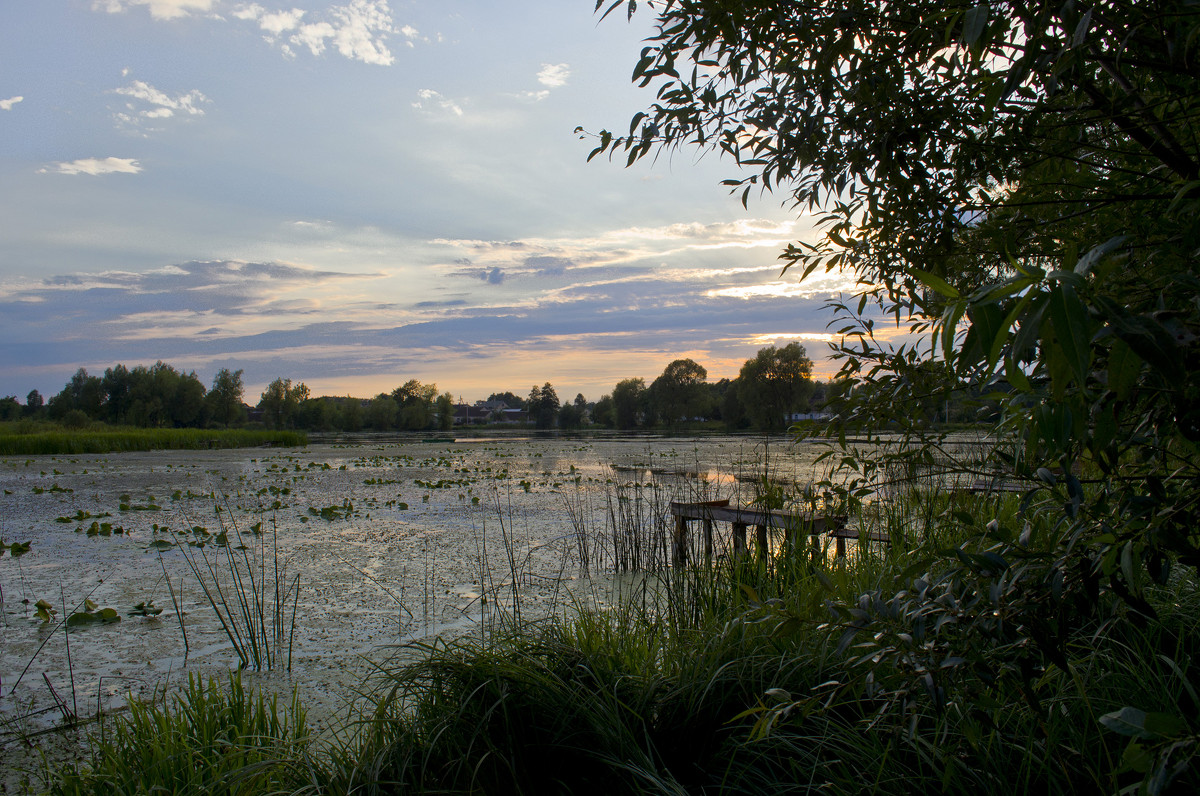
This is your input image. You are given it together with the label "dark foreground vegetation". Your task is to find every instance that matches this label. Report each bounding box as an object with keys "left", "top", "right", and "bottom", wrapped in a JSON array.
[{"left": 25, "top": 0, "right": 1200, "bottom": 793}]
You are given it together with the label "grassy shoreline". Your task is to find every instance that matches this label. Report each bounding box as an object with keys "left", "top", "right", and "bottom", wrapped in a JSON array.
[{"left": 0, "top": 427, "right": 307, "bottom": 456}]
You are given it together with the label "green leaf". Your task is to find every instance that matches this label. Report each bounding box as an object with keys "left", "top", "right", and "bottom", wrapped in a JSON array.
[
  {"left": 1142, "top": 712, "right": 1186, "bottom": 737},
  {"left": 1101, "top": 707, "right": 1185, "bottom": 740},
  {"left": 739, "top": 583, "right": 761, "bottom": 604},
  {"left": 909, "top": 268, "right": 959, "bottom": 299},
  {"left": 1100, "top": 706, "right": 1148, "bottom": 737},
  {"left": 1107, "top": 338, "right": 1142, "bottom": 400},
  {"left": 1047, "top": 279, "right": 1091, "bottom": 385},
  {"left": 963, "top": 4, "right": 989, "bottom": 46},
  {"left": 1074, "top": 235, "right": 1125, "bottom": 276}
]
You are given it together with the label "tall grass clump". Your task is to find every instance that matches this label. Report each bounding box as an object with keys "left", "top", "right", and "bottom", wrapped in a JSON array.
[
  {"left": 181, "top": 512, "right": 300, "bottom": 672},
  {"left": 0, "top": 427, "right": 307, "bottom": 456},
  {"left": 48, "top": 672, "right": 312, "bottom": 796}
]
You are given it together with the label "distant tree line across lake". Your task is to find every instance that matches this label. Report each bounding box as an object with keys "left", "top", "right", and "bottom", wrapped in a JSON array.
[{"left": 0, "top": 343, "right": 977, "bottom": 434}]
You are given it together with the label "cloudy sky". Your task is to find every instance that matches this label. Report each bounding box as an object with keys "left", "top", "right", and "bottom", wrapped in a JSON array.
[{"left": 1, "top": 0, "right": 851, "bottom": 403}]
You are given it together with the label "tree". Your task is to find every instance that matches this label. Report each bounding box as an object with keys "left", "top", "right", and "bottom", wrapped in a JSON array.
[
  {"left": 528, "top": 383, "right": 560, "bottom": 429},
  {"left": 102, "top": 365, "right": 132, "bottom": 425},
  {"left": 436, "top": 392, "right": 455, "bottom": 431},
  {"left": 711, "top": 377, "right": 748, "bottom": 430},
  {"left": 25, "top": 389, "right": 43, "bottom": 418},
  {"left": 258, "top": 378, "right": 309, "bottom": 430},
  {"left": 558, "top": 394, "right": 588, "bottom": 430},
  {"left": 0, "top": 395, "right": 20, "bottom": 422},
  {"left": 594, "top": 2, "right": 1200, "bottom": 784},
  {"left": 171, "top": 371, "right": 208, "bottom": 428},
  {"left": 487, "top": 391, "right": 526, "bottom": 410},
  {"left": 611, "top": 378, "right": 647, "bottom": 429},
  {"left": 592, "top": 394, "right": 615, "bottom": 428},
  {"left": 338, "top": 396, "right": 362, "bottom": 432},
  {"left": 47, "top": 368, "right": 103, "bottom": 421},
  {"left": 297, "top": 396, "right": 331, "bottom": 431},
  {"left": 208, "top": 368, "right": 245, "bottom": 428},
  {"left": 365, "top": 394, "right": 399, "bottom": 431},
  {"left": 393, "top": 380, "right": 438, "bottom": 430},
  {"left": 736, "top": 344, "right": 814, "bottom": 431},
  {"left": 650, "top": 358, "right": 709, "bottom": 425}
]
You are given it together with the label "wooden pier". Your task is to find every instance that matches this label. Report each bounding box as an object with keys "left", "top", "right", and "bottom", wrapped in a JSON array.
[{"left": 669, "top": 500, "right": 882, "bottom": 563}]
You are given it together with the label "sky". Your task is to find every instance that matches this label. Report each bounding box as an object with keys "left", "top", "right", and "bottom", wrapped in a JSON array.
[{"left": 0, "top": 0, "right": 855, "bottom": 404}]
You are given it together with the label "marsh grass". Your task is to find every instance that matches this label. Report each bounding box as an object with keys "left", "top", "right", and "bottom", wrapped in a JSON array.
[
  {"left": 0, "top": 427, "right": 307, "bottom": 456},
  {"left": 180, "top": 511, "right": 300, "bottom": 672},
  {"left": 47, "top": 672, "right": 312, "bottom": 796}
]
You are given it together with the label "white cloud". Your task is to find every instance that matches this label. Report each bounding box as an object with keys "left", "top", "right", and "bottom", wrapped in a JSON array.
[
  {"left": 239, "top": 0, "right": 398, "bottom": 65},
  {"left": 706, "top": 280, "right": 847, "bottom": 300},
  {"left": 261, "top": 8, "right": 306, "bottom": 35},
  {"left": 42, "top": 157, "right": 143, "bottom": 176},
  {"left": 536, "top": 63, "right": 570, "bottom": 88},
  {"left": 0, "top": 96, "right": 23, "bottom": 111},
  {"left": 614, "top": 219, "right": 797, "bottom": 242},
  {"left": 751, "top": 332, "right": 838, "bottom": 345},
  {"left": 112, "top": 80, "right": 209, "bottom": 126},
  {"left": 412, "top": 88, "right": 463, "bottom": 117},
  {"left": 93, "top": 0, "right": 214, "bottom": 20}
]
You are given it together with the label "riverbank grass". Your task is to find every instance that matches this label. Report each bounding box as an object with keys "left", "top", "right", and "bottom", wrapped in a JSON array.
[
  {"left": 48, "top": 672, "right": 310, "bottom": 796},
  {"left": 0, "top": 427, "right": 307, "bottom": 456}
]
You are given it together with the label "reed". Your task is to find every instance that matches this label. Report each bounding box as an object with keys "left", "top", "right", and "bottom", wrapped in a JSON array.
[
  {"left": 47, "top": 672, "right": 312, "bottom": 796},
  {"left": 179, "top": 511, "right": 300, "bottom": 672},
  {"left": 0, "top": 427, "right": 307, "bottom": 456}
]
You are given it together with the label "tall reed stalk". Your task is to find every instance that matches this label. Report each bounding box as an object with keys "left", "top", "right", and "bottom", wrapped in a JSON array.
[{"left": 179, "top": 511, "right": 300, "bottom": 671}]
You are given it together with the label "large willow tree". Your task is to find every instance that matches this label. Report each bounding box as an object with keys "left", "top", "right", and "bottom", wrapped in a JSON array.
[{"left": 589, "top": 1, "right": 1200, "bottom": 782}]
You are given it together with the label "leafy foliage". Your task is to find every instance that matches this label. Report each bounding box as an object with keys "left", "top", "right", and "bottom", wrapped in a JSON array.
[
  {"left": 650, "top": 357, "right": 709, "bottom": 424},
  {"left": 736, "top": 343, "right": 814, "bottom": 430},
  {"left": 528, "top": 382, "right": 561, "bottom": 429},
  {"left": 591, "top": 0, "right": 1200, "bottom": 790}
]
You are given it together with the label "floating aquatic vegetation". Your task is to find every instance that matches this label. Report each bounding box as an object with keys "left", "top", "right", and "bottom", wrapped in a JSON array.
[
  {"left": 308, "top": 499, "right": 354, "bottom": 520},
  {"left": 1, "top": 539, "right": 32, "bottom": 557},
  {"left": 66, "top": 598, "right": 120, "bottom": 626},
  {"left": 82, "top": 521, "right": 124, "bottom": 537},
  {"left": 129, "top": 601, "right": 163, "bottom": 617},
  {"left": 34, "top": 598, "right": 56, "bottom": 622}
]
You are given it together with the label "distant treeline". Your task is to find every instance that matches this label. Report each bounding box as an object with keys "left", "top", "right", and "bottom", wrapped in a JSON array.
[
  {"left": 1, "top": 346, "right": 975, "bottom": 435},
  {"left": 0, "top": 364, "right": 459, "bottom": 434}
]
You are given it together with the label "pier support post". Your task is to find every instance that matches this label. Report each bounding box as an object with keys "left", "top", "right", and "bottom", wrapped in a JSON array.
[
  {"left": 732, "top": 522, "right": 747, "bottom": 556},
  {"left": 673, "top": 515, "right": 690, "bottom": 565}
]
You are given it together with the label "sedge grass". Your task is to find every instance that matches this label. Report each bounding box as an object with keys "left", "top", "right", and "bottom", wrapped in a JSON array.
[
  {"left": 47, "top": 672, "right": 312, "bottom": 796},
  {"left": 179, "top": 511, "right": 300, "bottom": 672},
  {"left": 0, "top": 427, "right": 307, "bottom": 456}
]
